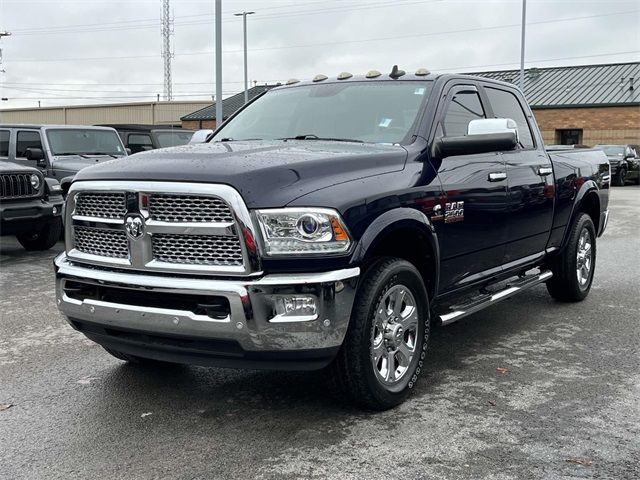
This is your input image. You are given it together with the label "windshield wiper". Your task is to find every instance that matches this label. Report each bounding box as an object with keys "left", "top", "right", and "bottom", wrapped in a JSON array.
[
  {"left": 91, "top": 152, "right": 119, "bottom": 158},
  {"left": 279, "top": 134, "right": 363, "bottom": 143},
  {"left": 216, "top": 137, "right": 263, "bottom": 142},
  {"left": 55, "top": 152, "right": 90, "bottom": 158}
]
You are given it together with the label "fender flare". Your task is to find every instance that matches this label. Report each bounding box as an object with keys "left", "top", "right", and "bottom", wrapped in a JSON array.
[
  {"left": 60, "top": 175, "right": 75, "bottom": 195},
  {"left": 350, "top": 207, "right": 440, "bottom": 296},
  {"left": 561, "top": 180, "right": 600, "bottom": 249}
]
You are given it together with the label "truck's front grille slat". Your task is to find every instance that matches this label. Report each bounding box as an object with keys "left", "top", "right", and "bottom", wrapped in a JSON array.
[
  {"left": 75, "top": 192, "right": 126, "bottom": 219},
  {"left": 0, "top": 173, "right": 38, "bottom": 199},
  {"left": 148, "top": 194, "right": 233, "bottom": 223},
  {"left": 152, "top": 233, "right": 244, "bottom": 266},
  {"left": 74, "top": 226, "right": 129, "bottom": 259}
]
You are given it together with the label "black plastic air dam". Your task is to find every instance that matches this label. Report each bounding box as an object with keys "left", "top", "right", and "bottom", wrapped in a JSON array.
[{"left": 69, "top": 318, "right": 340, "bottom": 371}]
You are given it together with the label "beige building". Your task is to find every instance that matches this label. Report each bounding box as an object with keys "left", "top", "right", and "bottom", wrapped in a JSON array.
[{"left": 0, "top": 100, "right": 211, "bottom": 127}]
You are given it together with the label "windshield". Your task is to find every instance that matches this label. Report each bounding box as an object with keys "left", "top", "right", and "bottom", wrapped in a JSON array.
[
  {"left": 211, "top": 81, "right": 433, "bottom": 144},
  {"left": 596, "top": 145, "right": 625, "bottom": 156},
  {"left": 47, "top": 129, "right": 125, "bottom": 156},
  {"left": 155, "top": 130, "right": 194, "bottom": 148}
]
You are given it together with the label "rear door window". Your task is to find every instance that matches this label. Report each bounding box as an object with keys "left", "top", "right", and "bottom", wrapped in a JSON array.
[
  {"left": 16, "top": 130, "right": 43, "bottom": 158},
  {"left": 484, "top": 87, "right": 535, "bottom": 148}
]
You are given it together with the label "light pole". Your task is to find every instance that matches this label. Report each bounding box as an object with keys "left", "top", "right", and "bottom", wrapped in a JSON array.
[
  {"left": 234, "top": 11, "right": 255, "bottom": 104},
  {"left": 215, "top": 0, "right": 223, "bottom": 126},
  {"left": 519, "top": 0, "right": 527, "bottom": 92}
]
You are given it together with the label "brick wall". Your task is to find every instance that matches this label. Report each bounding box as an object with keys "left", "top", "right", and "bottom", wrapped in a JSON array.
[
  {"left": 533, "top": 105, "right": 640, "bottom": 145},
  {"left": 181, "top": 120, "right": 217, "bottom": 130}
]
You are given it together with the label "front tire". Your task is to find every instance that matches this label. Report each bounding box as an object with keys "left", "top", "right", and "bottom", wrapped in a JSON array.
[
  {"left": 16, "top": 218, "right": 62, "bottom": 251},
  {"left": 614, "top": 167, "right": 627, "bottom": 186},
  {"left": 546, "top": 213, "right": 596, "bottom": 302},
  {"left": 327, "top": 257, "right": 430, "bottom": 410}
]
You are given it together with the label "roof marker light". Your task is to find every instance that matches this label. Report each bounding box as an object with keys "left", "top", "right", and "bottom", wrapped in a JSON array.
[
  {"left": 415, "top": 68, "right": 430, "bottom": 76},
  {"left": 313, "top": 74, "right": 328, "bottom": 82},
  {"left": 337, "top": 72, "right": 353, "bottom": 80},
  {"left": 366, "top": 70, "right": 382, "bottom": 78},
  {"left": 286, "top": 78, "right": 300, "bottom": 85}
]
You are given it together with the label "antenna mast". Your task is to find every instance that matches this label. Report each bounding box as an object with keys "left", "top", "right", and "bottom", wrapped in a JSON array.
[{"left": 161, "top": 0, "right": 174, "bottom": 101}]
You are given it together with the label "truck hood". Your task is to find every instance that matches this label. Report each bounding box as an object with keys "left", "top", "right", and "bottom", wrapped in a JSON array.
[
  {"left": 73, "top": 140, "right": 408, "bottom": 208},
  {"left": 51, "top": 154, "right": 125, "bottom": 175}
]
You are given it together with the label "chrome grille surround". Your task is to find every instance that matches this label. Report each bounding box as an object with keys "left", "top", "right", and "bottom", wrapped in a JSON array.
[
  {"left": 65, "top": 181, "right": 261, "bottom": 276},
  {"left": 149, "top": 194, "right": 233, "bottom": 223},
  {"left": 0, "top": 173, "right": 40, "bottom": 199},
  {"left": 75, "top": 192, "right": 126, "bottom": 220}
]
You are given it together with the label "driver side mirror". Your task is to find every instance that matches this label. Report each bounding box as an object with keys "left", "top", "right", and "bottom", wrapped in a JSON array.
[
  {"left": 25, "top": 147, "right": 46, "bottom": 167},
  {"left": 433, "top": 118, "right": 519, "bottom": 159}
]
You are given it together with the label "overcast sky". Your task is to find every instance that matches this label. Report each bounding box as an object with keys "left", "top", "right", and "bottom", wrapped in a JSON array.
[{"left": 0, "top": 0, "right": 638, "bottom": 109}]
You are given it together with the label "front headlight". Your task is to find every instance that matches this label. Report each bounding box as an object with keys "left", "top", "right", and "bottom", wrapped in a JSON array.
[
  {"left": 30, "top": 174, "right": 41, "bottom": 190},
  {"left": 255, "top": 208, "right": 351, "bottom": 255}
]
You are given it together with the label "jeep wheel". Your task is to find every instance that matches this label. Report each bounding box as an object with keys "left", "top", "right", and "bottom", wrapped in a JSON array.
[
  {"left": 327, "top": 257, "right": 429, "bottom": 410},
  {"left": 546, "top": 212, "right": 596, "bottom": 302},
  {"left": 16, "top": 218, "right": 62, "bottom": 251},
  {"left": 614, "top": 167, "right": 627, "bottom": 186}
]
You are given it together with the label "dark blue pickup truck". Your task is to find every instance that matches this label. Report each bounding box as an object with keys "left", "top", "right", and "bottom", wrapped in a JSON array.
[{"left": 54, "top": 68, "right": 610, "bottom": 410}]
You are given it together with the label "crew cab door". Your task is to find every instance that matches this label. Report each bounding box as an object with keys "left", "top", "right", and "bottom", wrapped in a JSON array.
[
  {"left": 481, "top": 85, "right": 554, "bottom": 264},
  {"left": 430, "top": 83, "right": 510, "bottom": 292}
]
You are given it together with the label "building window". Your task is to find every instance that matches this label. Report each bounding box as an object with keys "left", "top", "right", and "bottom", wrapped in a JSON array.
[{"left": 556, "top": 129, "right": 583, "bottom": 145}]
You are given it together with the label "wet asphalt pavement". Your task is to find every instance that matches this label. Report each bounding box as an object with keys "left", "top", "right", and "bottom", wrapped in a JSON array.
[{"left": 1, "top": 186, "right": 639, "bottom": 480}]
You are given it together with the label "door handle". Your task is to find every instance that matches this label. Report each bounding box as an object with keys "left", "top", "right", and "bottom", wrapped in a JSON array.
[
  {"left": 538, "top": 166, "right": 553, "bottom": 176},
  {"left": 488, "top": 172, "right": 507, "bottom": 182}
]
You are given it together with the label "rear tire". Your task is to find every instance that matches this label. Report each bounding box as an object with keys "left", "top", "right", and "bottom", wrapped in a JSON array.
[
  {"left": 327, "top": 257, "right": 430, "bottom": 410},
  {"left": 546, "top": 213, "right": 596, "bottom": 302},
  {"left": 16, "top": 218, "right": 62, "bottom": 251}
]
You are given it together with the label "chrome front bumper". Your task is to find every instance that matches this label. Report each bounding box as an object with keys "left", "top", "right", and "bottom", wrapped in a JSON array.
[{"left": 54, "top": 253, "right": 359, "bottom": 369}]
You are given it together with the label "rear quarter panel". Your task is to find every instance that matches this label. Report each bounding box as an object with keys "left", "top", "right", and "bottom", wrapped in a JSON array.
[{"left": 547, "top": 148, "right": 609, "bottom": 249}]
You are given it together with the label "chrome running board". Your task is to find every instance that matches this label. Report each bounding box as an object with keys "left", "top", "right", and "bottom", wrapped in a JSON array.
[{"left": 438, "top": 270, "right": 553, "bottom": 326}]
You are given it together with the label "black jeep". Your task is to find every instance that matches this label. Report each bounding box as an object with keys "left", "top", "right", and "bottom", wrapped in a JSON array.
[{"left": 1, "top": 161, "right": 64, "bottom": 250}]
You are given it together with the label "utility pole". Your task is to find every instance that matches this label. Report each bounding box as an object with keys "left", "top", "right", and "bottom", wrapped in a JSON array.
[
  {"left": 234, "top": 11, "right": 255, "bottom": 104},
  {"left": 215, "top": 0, "right": 223, "bottom": 126},
  {"left": 161, "top": 0, "right": 174, "bottom": 101},
  {"left": 519, "top": 0, "right": 527, "bottom": 92}
]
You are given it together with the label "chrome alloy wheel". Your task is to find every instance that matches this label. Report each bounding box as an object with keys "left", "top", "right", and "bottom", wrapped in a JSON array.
[
  {"left": 576, "top": 228, "right": 593, "bottom": 287},
  {"left": 371, "top": 284, "right": 419, "bottom": 385}
]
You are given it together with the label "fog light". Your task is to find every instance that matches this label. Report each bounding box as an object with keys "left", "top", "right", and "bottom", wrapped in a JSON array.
[{"left": 270, "top": 295, "right": 318, "bottom": 322}]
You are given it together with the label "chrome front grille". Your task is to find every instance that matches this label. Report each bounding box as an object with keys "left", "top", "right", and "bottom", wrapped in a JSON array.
[
  {"left": 0, "top": 173, "right": 39, "bottom": 199},
  {"left": 75, "top": 193, "right": 126, "bottom": 219},
  {"left": 149, "top": 194, "right": 233, "bottom": 223},
  {"left": 66, "top": 181, "right": 258, "bottom": 276},
  {"left": 74, "top": 226, "right": 129, "bottom": 259},
  {"left": 152, "top": 234, "right": 243, "bottom": 266}
]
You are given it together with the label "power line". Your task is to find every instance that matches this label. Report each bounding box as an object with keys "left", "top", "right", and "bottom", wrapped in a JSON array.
[
  {"left": 10, "top": 1, "right": 440, "bottom": 36},
  {"left": 3, "top": 50, "right": 638, "bottom": 103},
  {"left": 7, "top": 9, "right": 638, "bottom": 64}
]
